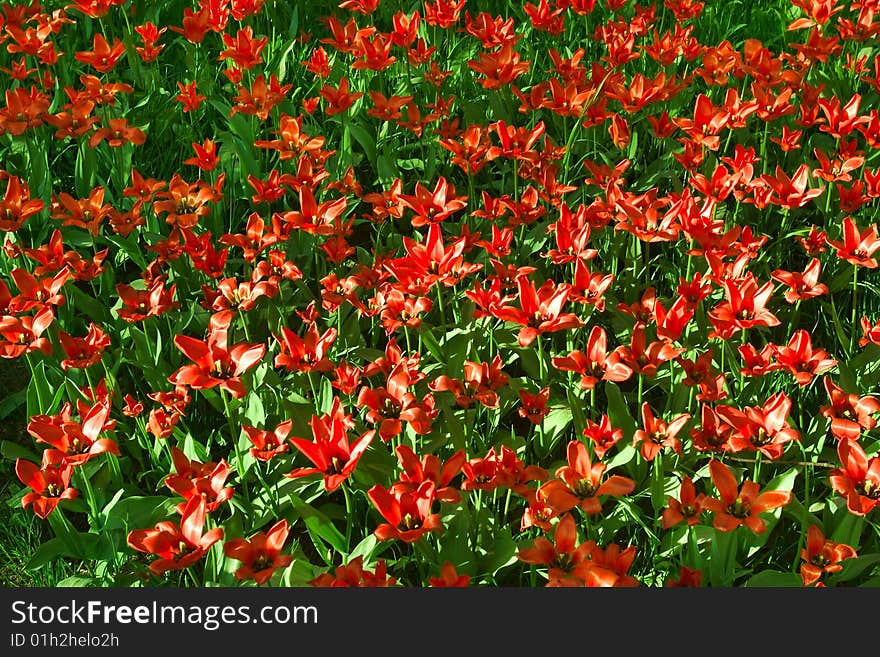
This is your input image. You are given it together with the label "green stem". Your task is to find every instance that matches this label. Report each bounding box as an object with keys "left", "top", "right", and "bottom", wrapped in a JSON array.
[
  {"left": 221, "top": 390, "right": 251, "bottom": 508},
  {"left": 851, "top": 266, "right": 859, "bottom": 355}
]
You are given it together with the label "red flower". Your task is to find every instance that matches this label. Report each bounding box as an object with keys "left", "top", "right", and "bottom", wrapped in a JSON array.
[
  {"left": 826, "top": 216, "right": 880, "bottom": 268},
  {"left": 273, "top": 323, "right": 337, "bottom": 373},
  {"left": 771, "top": 258, "right": 828, "bottom": 303},
  {"left": 468, "top": 41, "right": 530, "bottom": 89},
  {"left": 74, "top": 34, "right": 126, "bottom": 73},
  {"left": 319, "top": 77, "right": 363, "bottom": 116},
  {"left": 575, "top": 541, "right": 640, "bottom": 588},
  {"left": 662, "top": 476, "right": 706, "bottom": 529},
  {"left": 800, "top": 525, "right": 857, "bottom": 586},
  {"left": 665, "top": 566, "right": 703, "bottom": 587},
  {"left": 27, "top": 401, "right": 119, "bottom": 466},
  {"left": 165, "top": 458, "right": 234, "bottom": 515},
  {"left": 551, "top": 325, "right": 632, "bottom": 389},
  {"left": 16, "top": 450, "right": 78, "bottom": 519},
  {"left": 582, "top": 414, "right": 624, "bottom": 460},
  {"left": 429, "top": 354, "right": 507, "bottom": 409},
  {"left": 368, "top": 481, "right": 441, "bottom": 543},
  {"left": 492, "top": 275, "right": 582, "bottom": 347},
  {"left": 717, "top": 392, "right": 800, "bottom": 459},
  {"left": 633, "top": 403, "right": 690, "bottom": 461},
  {"left": 309, "top": 556, "right": 397, "bottom": 587},
  {"left": 820, "top": 376, "right": 880, "bottom": 442},
  {"left": 538, "top": 441, "right": 635, "bottom": 515},
  {"left": 242, "top": 420, "right": 292, "bottom": 462},
  {"left": 517, "top": 513, "right": 592, "bottom": 587},
  {"left": 829, "top": 439, "right": 880, "bottom": 516},
  {"left": 708, "top": 275, "right": 780, "bottom": 340},
  {"left": 127, "top": 496, "right": 224, "bottom": 576},
  {"left": 116, "top": 279, "right": 178, "bottom": 322},
  {"left": 168, "top": 315, "right": 266, "bottom": 399},
  {"left": 429, "top": 562, "right": 470, "bottom": 587},
  {"left": 703, "top": 460, "right": 792, "bottom": 533},
  {"left": 58, "top": 322, "right": 111, "bottom": 370},
  {"left": 398, "top": 177, "right": 468, "bottom": 227},
  {"left": 287, "top": 399, "right": 375, "bottom": 492},
  {"left": 224, "top": 519, "right": 294, "bottom": 585},
  {"left": 392, "top": 445, "right": 465, "bottom": 503},
  {"left": 771, "top": 330, "right": 836, "bottom": 385},
  {"left": 518, "top": 387, "right": 551, "bottom": 425},
  {"left": 356, "top": 363, "right": 434, "bottom": 441},
  {"left": 0, "top": 306, "right": 54, "bottom": 358},
  {"left": 176, "top": 81, "right": 206, "bottom": 112}
]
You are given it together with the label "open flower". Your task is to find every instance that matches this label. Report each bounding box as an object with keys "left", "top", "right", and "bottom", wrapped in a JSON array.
[
  {"left": 800, "top": 525, "right": 857, "bottom": 586},
  {"left": 16, "top": 450, "right": 78, "bottom": 519},
  {"left": 127, "top": 496, "right": 224, "bottom": 576},
  {"left": 702, "top": 459, "right": 792, "bottom": 533},
  {"left": 224, "top": 520, "right": 294, "bottom": 585},
  {"left": 287, "top": 399, "right": 375, "bottom": 492},
  {"left": 168, "top": 314, "right": 266, "bottom": 399},
  {"left": 538, "top": 440, "right": 635, "bottom": 515},
  {"left": 367, "top": 481, "right": 441, "bottom": 543}
]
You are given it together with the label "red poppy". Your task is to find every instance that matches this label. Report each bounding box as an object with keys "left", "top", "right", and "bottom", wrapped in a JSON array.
[
  {"left": 127, "top": 496, "right": 224, "bottom": 576},
  {"left": 224, "top": 519, "right": 294, "bottom": 585},
  {"left": 703, "top": 459, "right": 792, "bottom": 533},
  {"left": 16, "top": 450, "right": 78, "bottom": 519}
]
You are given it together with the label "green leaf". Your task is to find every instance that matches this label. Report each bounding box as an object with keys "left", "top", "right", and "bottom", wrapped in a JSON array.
[
  {"left": 103, "top": 496, "right": 177, "bottom": 532},
  {"left": 827, "top": 554, "right": 880, "bottom": 584},
  {"left": 744, "top": 570, "right": 802, "bottom": 587},
  {"left": 348, "top": 122, "right": 377, "bottom": 167},
  {"left": 1, "top": 440, "right": 39, "bottom": 463},
  {"left": 289, "top": 495, "right": 348, "bottom": 555},
  {"left": 57, "top": 576, "right": 100, "bottom": 587}
]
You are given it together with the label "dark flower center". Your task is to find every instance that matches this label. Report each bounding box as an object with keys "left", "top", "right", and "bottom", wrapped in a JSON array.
[
  {"left": 726, "top": 497, "right": 751, "bottom": 519},
  {"left": 398, "top": 513, "right": 422, "bottom": 531}
]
